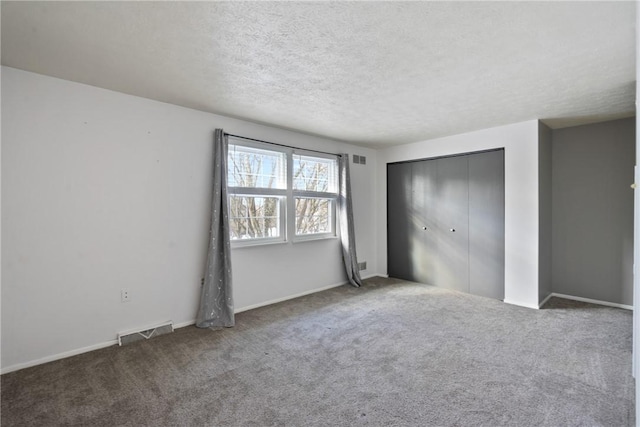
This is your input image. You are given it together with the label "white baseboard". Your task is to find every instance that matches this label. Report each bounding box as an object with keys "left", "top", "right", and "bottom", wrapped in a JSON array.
[
  {"left": 544, "top": 293, "right": 633, "bottom": 310},
  {"left": 538, "top": 293, "right": 554, "bottom": 309},
  {"left": 0, "top": 275, "right": 396, "bottom": 374},
  {"left": 182, "top": 276, "right": 378, "bottom": 322},
  {"left": 1, "top": 339, "right": 118, "bottom": 375},
  {"left": 235, "top": 280, "right": 348, "bottom": 313},
  {"left": 2, "top": 319, "right": 205, "bottom": 374},
  {"left": 117, "top": 320, "right": 174, "bottom": 337},
  {"left": 503, "top": 299, "right": 541, "bottom": 310},
  {"left": 174, "top": 319, "right": 196, "bottom": 329}
]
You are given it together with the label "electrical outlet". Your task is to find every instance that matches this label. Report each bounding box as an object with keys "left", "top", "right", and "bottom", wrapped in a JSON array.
[
  {"left": 201, "top": 277, "right": 205, "bottom": 286},
  {"left": 121, "top": 288, "right": 130, "bottom": 303}
]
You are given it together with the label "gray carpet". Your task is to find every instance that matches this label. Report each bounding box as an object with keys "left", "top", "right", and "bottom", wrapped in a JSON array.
[{"left": 1, "top": 277, "right": 634, "bottom": 426}]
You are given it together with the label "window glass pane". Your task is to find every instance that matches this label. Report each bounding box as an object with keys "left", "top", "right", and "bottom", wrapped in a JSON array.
[
  {"left": 293, "top": 155, "right": 337, "bottom": 192},
  {"left": 295, "top": 197, "right": 331, "bottom": 235},
  {"left": 229, "top": 196, "right": 281, "bottom": 240},
  {"left": 228, "top": 145, "right": 286, "bottom": 189}
]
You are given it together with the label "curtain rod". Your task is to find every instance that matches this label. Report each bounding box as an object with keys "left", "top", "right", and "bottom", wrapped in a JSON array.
[{"left": 224, "top": 133, "right": 342, "bottom": 158}]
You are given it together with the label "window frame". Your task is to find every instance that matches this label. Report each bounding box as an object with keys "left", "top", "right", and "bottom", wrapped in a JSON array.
[
  {"left": 227, "top": 140, "right": 288, "bottom": 247},
  {"left": 291, "top": 150, "right": 338, "bottom": 242},
  {"left": 227, "top": 138, "right": 338, "bottom": 247},
  {"left": 227, "top": 193, "right": 287, "bottom": 247}
]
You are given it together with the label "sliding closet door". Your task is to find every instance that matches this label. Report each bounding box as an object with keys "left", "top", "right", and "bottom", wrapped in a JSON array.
[
  {"left": 468, "top": 150, "right": 505, "bottom": 300},
  {"left": 387, "top": 150, "right": 504, "bottom": 300},
  {"left": 387, "top": 162, "right": 413, "bottom": 280},
  {"left": 411, "top": 160, "right": 438, "bottom": 286},
  {"left": 436, "top": 156, "right": 470, "bottom": 293}
]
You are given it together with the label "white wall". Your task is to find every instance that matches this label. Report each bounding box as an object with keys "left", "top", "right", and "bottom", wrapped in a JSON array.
[
  {"left": 0, "top": 67, "right": 377, "bottom": 372},
  {"left": 538, "top": 122, "right": 553, "bottom": 304},
  {"left": 376, "top": 120, "right": 541, "bottom": 309}
]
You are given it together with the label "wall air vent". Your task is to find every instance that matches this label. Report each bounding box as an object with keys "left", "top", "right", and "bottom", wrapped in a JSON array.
[
  {"left": 353, "top": 155, "right": 366, "bottom": 165},
  {"left": 118, "top": 321, "right": 174, "bottom": 346}
]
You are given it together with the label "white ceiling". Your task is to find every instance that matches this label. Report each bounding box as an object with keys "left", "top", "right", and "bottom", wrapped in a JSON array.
[{"left": 1, "top": 1, "right": 636, "bottom": 148}]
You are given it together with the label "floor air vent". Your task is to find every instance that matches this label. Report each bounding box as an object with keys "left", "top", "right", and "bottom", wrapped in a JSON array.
[{"left": 118, "top": 321, "right": 174, "bottom": 346}]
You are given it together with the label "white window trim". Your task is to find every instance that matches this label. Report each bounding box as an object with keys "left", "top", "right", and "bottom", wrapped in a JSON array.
[
  {"left": 228, "top": 194, "right": 287, "bottom": 248},
  {"left": 291, "top": 148, "right": 338, "bottom": 242},
  {"left": 228, "top": 138, "right": 338, "bottom": 247},
  {"left": 291, "top": 194, "right": 337, "bottom": 242}
]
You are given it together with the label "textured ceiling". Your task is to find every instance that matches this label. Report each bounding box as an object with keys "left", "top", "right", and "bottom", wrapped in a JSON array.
[{"left": 1, "top": 1, "right": 636, "bottom": 147}]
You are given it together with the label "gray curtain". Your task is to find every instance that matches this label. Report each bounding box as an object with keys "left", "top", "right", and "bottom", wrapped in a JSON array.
[
  {"left": 196, "top": 129, "right": 235, "bottom": 328},
  {"left": 338, "top": 154, "right": 363, "bottom": 287}
]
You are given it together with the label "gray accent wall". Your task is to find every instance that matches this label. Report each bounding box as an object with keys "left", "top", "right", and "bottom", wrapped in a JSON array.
[
  {"left": 538, "top": 122, "right": 553, "bottom": 303},
  {"left": 551, "top": 118, "right": 635, "bottom": 306}
]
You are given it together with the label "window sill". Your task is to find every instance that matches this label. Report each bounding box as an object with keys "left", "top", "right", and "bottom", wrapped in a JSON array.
[
  {"left": 231, "top": 235, "right": 338, "bottom": 249},
  {"left": 292, "top": 235, "right": 339, "bottom": 244},
  {"left": 231, "top": 239, "right": 287, "bottom": 249}
]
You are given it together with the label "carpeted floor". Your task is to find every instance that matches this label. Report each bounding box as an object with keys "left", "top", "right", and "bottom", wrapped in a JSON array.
[{"left": 1, "top": 277, "right": 634, "bottom": 426}]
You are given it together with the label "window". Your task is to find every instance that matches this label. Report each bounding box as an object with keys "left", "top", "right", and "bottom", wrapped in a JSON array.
[
  {"left": 228, "top": 145, "right": 286, "bottom": 189},
  {"left": 229, "top": 196, "right": 282, "bottom": 240},
  {"left": 295, "top": 197, "right": 331, "bottom": 235},
  {"left": 293, "top": 154, "right": 337, "bottom": 238},
  {"left": 227, "top": 139, "right": 338, "bottom": 246},
  {"left": 227, "top": 144, "right": 287, "bottom": 244}
]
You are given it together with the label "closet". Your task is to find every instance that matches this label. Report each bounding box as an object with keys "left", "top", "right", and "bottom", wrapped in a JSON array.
[{"left": 387, "top": 149, "right": 505, "bottom": 300}]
